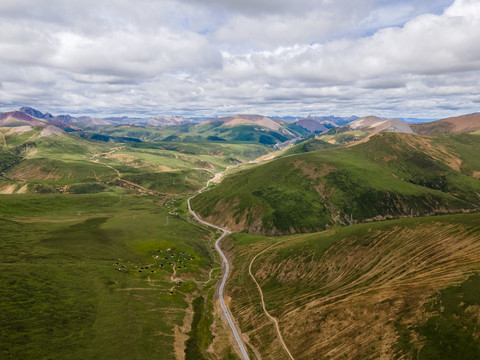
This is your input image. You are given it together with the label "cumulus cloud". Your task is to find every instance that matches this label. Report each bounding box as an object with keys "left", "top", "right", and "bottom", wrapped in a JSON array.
[
  {"left": 219, "top": 1, "right": 480, "bottom": 83},
  {"left": 0, "top": 0, "right": 478, "bottom": 118}
]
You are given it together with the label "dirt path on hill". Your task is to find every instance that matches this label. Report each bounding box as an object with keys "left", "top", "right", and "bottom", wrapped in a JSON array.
[
  {"left": 90, "top": 146, "right": 125, "bottom": 158},
  {"left": 171, "top": 263, "right": 181, "bottom": 283},
  {"left": 249, "top": 240, "right": 296, "bottom": 360},
  {"left": 196, "top": 267, "right": 221, "bottom": 285},
  {"left": 90, "top": 148, "right": 164, "bottom": 196},
  {"left": 169, "top": 263, "right": 184, "bottom": 293}
]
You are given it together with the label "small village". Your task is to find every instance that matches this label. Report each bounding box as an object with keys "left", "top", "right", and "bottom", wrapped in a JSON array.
[{"left": 112, "top": 247, "right": 196, "bottom": 294}]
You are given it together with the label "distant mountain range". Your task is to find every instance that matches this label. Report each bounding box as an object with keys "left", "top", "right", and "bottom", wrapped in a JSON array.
[
  {"left": 17, "top": 107, "right": 193, "bottom": 128},
  {"left": 276, "top": 115, "right": 358, "bottom": 127},
  {"left": 2, "top": 107, "right": 480, "bottom": 147},
  {"left": 0, "top": 110, "right": 49, "bottom": 127},
  {"left": 295, "top": 115, "right": 358, "bottom": 127},
  {"left": 3, "top": 107, "right": 360, "bottom": 131},
  {"left": 293, "top": 119, "right": 328, "bottom": 133},
  {"left": 319, "top": 116, "right": 416, "bottom": 145}
]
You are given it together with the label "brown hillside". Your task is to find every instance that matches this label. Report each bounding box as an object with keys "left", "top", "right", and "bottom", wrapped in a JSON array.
[
  {"left": 202, "top": 114, "right": 285, "bottom": 132},
  {"left": 225, "top": 215, "right": 480, "bottom": 359},
  {"left": 0, "top": 111, "right": 47, "bottom": 127},
  {"left": 347, "top": 116, "right": 415, "bottom": 134},
  {"left": 412, "top": 113, "right": 480, "bottom": 135}
]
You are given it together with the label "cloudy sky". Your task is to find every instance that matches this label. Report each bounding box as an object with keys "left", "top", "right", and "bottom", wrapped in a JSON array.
[{"left": 0, "top": 0, "right": 479, "bottom": 118}]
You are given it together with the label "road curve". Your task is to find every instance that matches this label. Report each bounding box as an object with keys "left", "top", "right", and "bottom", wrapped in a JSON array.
[{"left": 187, "top": 174, "right": 250, "bottom": 360}]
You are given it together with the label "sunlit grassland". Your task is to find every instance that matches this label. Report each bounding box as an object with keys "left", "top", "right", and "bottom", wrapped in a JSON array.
[
  {"left": 0, "top": 192, "right": 215, "bottom": 359},
  {"left": 2, "top": 132, "right": 270, "bottom": 195}
]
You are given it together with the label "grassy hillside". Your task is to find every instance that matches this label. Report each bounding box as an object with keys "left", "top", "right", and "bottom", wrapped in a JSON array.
[
  {"left": 281, "top": 138, "right": 336, "bottom": 156},
  {"left": 0, "top": 126, "right": 269, "bottom": 195},
  {"left": 0, "top": 192, "right": 219, "bottom": 359},
  {"left": 224, "top": 213, "right": 480, "bottom": 359},
  {"left": 82, "top": 121, "right": 309, "bottom": 145},
  {"left": 192, "top": 132, "right": 480, "bottom": 235},
  {"left": 1, "top": 128, "right": 118, "bottom": 193}
]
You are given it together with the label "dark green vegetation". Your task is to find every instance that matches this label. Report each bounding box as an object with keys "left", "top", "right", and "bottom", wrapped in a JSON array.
[
  {"left": 193, "top": 132, "right": 480, "bottom": 235},
  {"left": 0, "top": 147, "right": 21, "bottom": 173},
  {"left": 185, "top": 296, "right": 214, "bottom": 360},
  {"left": 416, "top": 275, "right": 480, "bottom": 359},
  {"left": 82, "top": 120, "right": 308, "bottom": 145},
  {"left": 0, "top": 192, "right": 216, "bottom": 359},
  {"left": 224, "top": 213, "right": 480, "bottom": 359}
]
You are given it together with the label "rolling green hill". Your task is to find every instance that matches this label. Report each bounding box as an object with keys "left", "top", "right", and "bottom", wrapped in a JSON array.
[
  {"left": 192, "top": 132, "right": 480, "bottom": 235},
  {"left": 79, "top": 114, "right": 309, "bottom": 145},
  {"left": 1, "top": 125, "right": 269, "bottom": 195},
  {"left": 281, "top": 137, "right": 336, "bottom": 156}
]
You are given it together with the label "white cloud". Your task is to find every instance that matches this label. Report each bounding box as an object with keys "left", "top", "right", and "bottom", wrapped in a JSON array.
[{"left": 1, "top": 0, "right": 479, "bottom": 119}]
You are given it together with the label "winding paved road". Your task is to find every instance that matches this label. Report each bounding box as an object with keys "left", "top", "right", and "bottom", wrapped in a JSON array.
[{"left": 187, "top": 174, "right": 250, "bottom": 360}]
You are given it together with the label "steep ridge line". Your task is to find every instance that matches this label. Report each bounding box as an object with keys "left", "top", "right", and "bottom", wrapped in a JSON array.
[{"left": 187, "top": 169, "right": 250, "bottom": 360}]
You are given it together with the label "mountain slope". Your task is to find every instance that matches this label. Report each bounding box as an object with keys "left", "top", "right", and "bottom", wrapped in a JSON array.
[
  {"left": 281, "top": 138, "right": 336, "bottom": 156},
  {"left": 0, "top": 111, "right": 47, "bottom": 127},
  {"left": 20, "top": 106, "right": 53, "bottom": 119},
  {"left": 201, "top": 114, "right": 284, "bottom": 131},
  {"left": 225, "top": 213, "right": 480, "bottom": 359},
  {"left": 412, "top": 112, "right": 480, "bottom": 135},
  {"left": 191, "top": 114, "right": 309, "bottom": 144},
  {"left": 0, "top": 123, "right": 271, "bottom": 194},
  {"left": 319, "top": 116, "right": 414, "bottom": 145},
  {"left": 295, "top": 115, "right": 358, "bottom": 128},
  {"left": 5, "top": 108, "right": 80, "bottom": 131},
  {"left": 192, "top": 132, "right": 480, "bottom": 235},
  {"left": 146, "top": 115, "right": 191, "bottom": 126},
  {"left": 292, "top": 119, "right": 328, "bottom": 132}
]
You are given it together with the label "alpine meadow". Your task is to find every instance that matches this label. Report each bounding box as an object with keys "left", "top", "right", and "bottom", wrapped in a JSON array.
[{"left": 2, "top": 1, "right": 480, "bottom": 359}]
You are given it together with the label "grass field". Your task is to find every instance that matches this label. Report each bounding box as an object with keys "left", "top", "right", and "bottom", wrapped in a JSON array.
[
  {"left": 224, "top": 212, "right": 480, "bottom": 359},
  {"left": 0, "top": 192, "right": 219, "bottom": 359}
]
